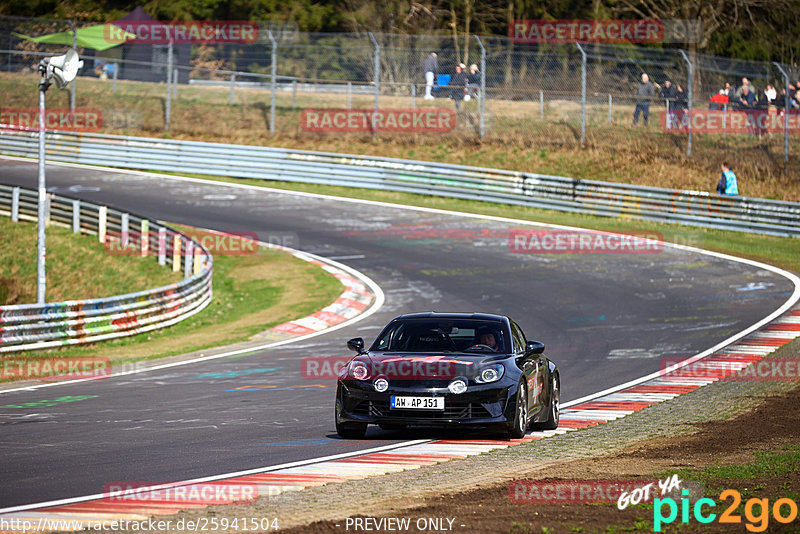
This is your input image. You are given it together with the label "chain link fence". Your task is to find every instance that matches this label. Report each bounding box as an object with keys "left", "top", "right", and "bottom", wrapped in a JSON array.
[{"left": 1, "top": 15, "right": 798, "bottom": 164}]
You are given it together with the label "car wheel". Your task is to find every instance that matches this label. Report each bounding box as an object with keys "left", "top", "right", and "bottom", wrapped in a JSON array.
[
  {"left": 507, "top": 381, "right": 528, "bottom": 439},
  {"left": 533, "top": 373, "right": 559, "bottom": 431},
  {"left": 336, "top": 419, "right": 367, "bottom": 439}
]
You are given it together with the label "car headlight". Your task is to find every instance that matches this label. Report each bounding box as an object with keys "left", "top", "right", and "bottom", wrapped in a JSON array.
[
  {"left": 448, "top": 378, "right": 468, "bottom": 394},
  {"left": 374, "top": 377, "right": 389, "bottom": 392},
  {"left": 475, "top": 363, "right": 504, "bottom": 384},
  {"left": 349, "top": 361, "right": 370, "bottom": 380}
]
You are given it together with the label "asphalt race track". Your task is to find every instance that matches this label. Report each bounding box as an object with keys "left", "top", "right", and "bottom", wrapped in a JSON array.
[{"left": 0, "top": 157, "right": 795, "bottom": 508}]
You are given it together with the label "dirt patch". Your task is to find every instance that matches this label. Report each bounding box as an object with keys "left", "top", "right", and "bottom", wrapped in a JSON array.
[{"left": 281, "top": 382, "right": 800, "bottom": 533}]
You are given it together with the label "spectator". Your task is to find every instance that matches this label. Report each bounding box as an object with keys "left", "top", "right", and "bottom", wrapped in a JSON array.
[
  {"left": 466, "top": 63, "right": 480, "bottom": 100},
  {"left": 633, "top": 73, "right": 655, "bottom": 126},
  {"left": 737, "top": 85, "right": 756, "bottom": 109},
  {"left": 774, "top": 87, "right": 788, "bottom": 109},
  {"left": 674, "top": 84, "right": 688, "bottom": 126},
  {"left": 423, "top": 52, "right": 438, "bottom": 100},
  {"left": 794, "top": 90, "right": 800, "bottom": 109},
  {"left": 716, "top": 163, "right": 739, "bottom": 196},
  {"left": 450, "top": 63, "right": 468, "bottom": 110},
  {"left": 734, "top": 77, "right": 752, "bottom": 100},
  {"left": 660, "top": 80, "right": 677, "bottom": 128},
  {"left": 764, "top": 84, "right": 777, "bottom": 104},
  {"left": 719, "top": 82, "right": 732, "bottom": 96}
]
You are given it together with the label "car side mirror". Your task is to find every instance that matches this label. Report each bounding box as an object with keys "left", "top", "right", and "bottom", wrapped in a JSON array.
[
  {"left": 526, "top": 340, "right": 545, "bottom": 355},
  {"left": 347, "top": 337, "right": 365, "bottom": 353}
]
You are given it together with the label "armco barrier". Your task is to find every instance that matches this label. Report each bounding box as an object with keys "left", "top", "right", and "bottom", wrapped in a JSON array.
[
  {"left": 0, "top": 184, "right": 213, "bottom": 352},
  {"left": 0, "top": 129, "right": 799, "bottom": 236}
]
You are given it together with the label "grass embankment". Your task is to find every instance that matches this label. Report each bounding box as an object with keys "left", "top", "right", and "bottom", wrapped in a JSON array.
[
  {"left": 0, "top": 217, "right": 343, "bottom": 371},
  {"left": 1, "top": 71, "right": 798, "bottom": 201}
]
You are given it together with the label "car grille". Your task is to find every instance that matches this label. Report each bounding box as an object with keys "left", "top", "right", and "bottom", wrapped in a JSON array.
[{"left": 350, "top": 398, "right": 494, "bottom": 419}]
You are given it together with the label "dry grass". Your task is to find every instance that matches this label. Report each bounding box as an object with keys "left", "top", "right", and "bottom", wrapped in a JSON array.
[{"left": 2, "top": 71, "right": 799, "bottom": 201}]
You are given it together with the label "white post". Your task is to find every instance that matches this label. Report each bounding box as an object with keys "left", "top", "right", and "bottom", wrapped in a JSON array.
[
  {"left": 184, "top": 240, "right": 193, "bottom": 278},
  {"left": 121, "top": 212, "right": 129, "bottom": 248},
  {"left": 158, "top": 227, "right": 166, "bottom": 265},
  {"left": 11, "top": 187, "right": 19, "bottom": 222},
  {"left": 98, "top": 206, "right": 107, "bottom": 243},
  {"left": 172, "top": 234, "right": 181, "bottom": 272},
  {"left": 141, "top": 219, "right": 149, "bottom": 257},
  {"left": 36, "top": 78, "right": 47, "bottom": 304},
  {"left": 72, "top": 199, "right": 80, "bottom": 233}
]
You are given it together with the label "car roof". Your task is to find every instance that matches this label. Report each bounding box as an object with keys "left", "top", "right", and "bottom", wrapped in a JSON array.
[{"left": 389, "top": 312, "right": 509, "bottom": 323}]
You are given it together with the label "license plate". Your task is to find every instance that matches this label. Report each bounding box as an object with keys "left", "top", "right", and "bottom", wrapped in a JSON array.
[{"left": 390, "top": 396, "right": 444, "bottom": 410}]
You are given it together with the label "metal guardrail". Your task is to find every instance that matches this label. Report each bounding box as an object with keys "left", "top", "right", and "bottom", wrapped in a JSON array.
[
  {"left": 0, "top": 183, "right": 213, "bottom": 352},
  {"left": 0, "top": 129, "right": 799, "bottom": 237}
]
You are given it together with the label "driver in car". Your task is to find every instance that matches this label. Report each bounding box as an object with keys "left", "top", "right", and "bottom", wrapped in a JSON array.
[{"left": 474, "top": 327, "right": 499, "bottom": 351}]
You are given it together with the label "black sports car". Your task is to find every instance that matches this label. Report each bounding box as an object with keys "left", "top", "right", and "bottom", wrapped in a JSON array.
[{"left": 335, "top": 312, "right": 559, "bottom": 438}]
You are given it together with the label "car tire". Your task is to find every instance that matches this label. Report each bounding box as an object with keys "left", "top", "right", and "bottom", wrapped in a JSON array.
[
  {"left": 336, "top": 419, "right": 368, "bottom": 439},
  {"left": 533, "top": 373, "right": 559, "bottom": 431},
  {"left": 507, "top": 381, "right": 528, "bottom": 439}
]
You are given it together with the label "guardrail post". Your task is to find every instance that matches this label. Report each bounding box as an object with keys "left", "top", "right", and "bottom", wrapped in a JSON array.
[
  {"left": 575, "top": 42, "right": 586, "bottom": 147},
  {"left": 141, "top": 219, "right": 149, "bottom": 257},
  {"left": 194, "top": 252, "right": 202, "bottom": 275},
  {"left": 165, "top": 39, "right": 173, "bottom": 131},
  {"left": 112, "top": 63, "right": 118, "bottom": 93},
  {"left": 268, "top": 30, "right": 277, "bottom": 136},
  {"left": 172, "top": 233, "right": 182, "bottom": 272},
  {"left": 72, "top": 199, "right": 80, "bottom": 233},
  {"left": 184, "top": 240, "right": 193, "bottom": 278},
  {"left": 11, "top": 187, "right": 19, "bottom": 222},
  {"left": 475, "top": 35, "right": 486, "bottom": 141},
  {"left": 98, "top": 206, "right": 107, "bottom": 243},
  {"left": 229, "top": 73, "right": 236, "bottom": 105},
  {"left": 678, "top": 50, "right": 693, "bottom": 157},
  {"left": 774, "top": 62, "right": 791, "bottom": 169},
  {"left": 158, "top": 227, "right": 166, "bottom": 266},
  {"left": 121, "top": 212, "right": 129, "bottom": 248}
]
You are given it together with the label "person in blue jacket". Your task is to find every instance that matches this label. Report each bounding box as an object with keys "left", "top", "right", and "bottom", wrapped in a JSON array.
[{"left": 716, "top": 163, "right": 739, "bottom": 195}]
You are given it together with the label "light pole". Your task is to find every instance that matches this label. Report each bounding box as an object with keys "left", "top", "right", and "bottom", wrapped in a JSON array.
[{"left": 36, "top": 49, "right": 82, "bottom": 304}]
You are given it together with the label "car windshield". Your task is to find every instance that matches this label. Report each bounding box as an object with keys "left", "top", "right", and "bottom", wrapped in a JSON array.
[{"left": 371, "top": 319, "right": 507, "bottom": 353}]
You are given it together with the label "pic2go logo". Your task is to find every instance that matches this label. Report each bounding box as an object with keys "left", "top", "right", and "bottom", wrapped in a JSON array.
[{"left": 654, "top": 489, "right": 799, "bottom": 532}]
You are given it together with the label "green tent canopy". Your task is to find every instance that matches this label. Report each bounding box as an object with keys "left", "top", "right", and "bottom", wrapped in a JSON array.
[{"left": 13, "top": 24, "right": 135, "bottom": 51}]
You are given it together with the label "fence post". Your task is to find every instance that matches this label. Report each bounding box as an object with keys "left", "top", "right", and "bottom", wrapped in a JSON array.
[
  {"left": 69, "top": 20, "right": 77, "bottom": 113},
  {"left": 165, "top": 40, "right": 173, "bottom": 131},
  {"left": 292, "top": 79, "right": 297, "bottom": 108},
  {"left": 678, "top": 50, "right": 693, "bottom": 157},
  {"left": 268, "top": 30, "right": 277, "bottom": 136},
  {"left": 121, "top": 212, "right": 129, "bottom": 248},
  {"left": 11, "top": 187, "right": 19, "bottom": 222},
  {"left": 369, "top": 32, "right": 380, "bottom": 138},
  {"left": 173, "top": 67, "right": 178, "bottom": 98},
  {"left": 229, "top": 73, "right": 236, "bottom": 105},
  {"left": 411, "top": 83, "right": 416, "bottom": 108},
  {"left": 475, "top": 35, "right": 486, "bottom": 141},
  {"left": 158, "top": 227, "right": 166, "bottom": 266},
  {"left": 575, "top": 43, "right": 586, "bottom": 147},
  {"left": 608, "top": 94, "right": 612, "bottom": 123},
  {"left": 72, "top": 200, "right": 80, "bottom": 233},
  {"left": 112, "top": 63, "right": 118, "bottom": 93},
  {"left": 540, "top": 90, "right": 543, "bottom": 119},
  {"left": 141, "top": 219, "right": 149, "bottom": 257},
  {"left": 98, "top": 206, "right": 107, "bottom": 243},
  {"left": 347, "top": 82, "right": 352, "bottom": 109},
  {"left": 184, "top": 240, "right": 193, "bottom": 278},
  {"left": 774, "top": 62, "right": 790, "bottom": 168}
]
